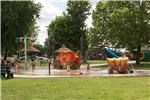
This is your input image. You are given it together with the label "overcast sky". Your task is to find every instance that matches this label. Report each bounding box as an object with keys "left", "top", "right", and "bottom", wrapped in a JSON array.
[{"left": 34, "top": 0, "right": 99, "bottom": 46}]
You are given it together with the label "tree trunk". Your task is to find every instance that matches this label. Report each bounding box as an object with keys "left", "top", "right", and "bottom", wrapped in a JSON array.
[
  {"left": 4, "top": 50, "right": 8, "bottom": 60},
  {"left": 136, "top": 45, "right": 141, "bottom": 65}
]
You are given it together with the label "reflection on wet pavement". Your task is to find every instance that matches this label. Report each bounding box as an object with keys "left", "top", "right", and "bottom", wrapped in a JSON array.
[{"left": 13, "top": 67, "right": 150, "bottom": 78}]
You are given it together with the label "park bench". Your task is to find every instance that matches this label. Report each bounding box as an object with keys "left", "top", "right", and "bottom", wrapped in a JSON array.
[
  {"left": 1, "top": 66, "right": 14, "bottom": 79},
  {"left": 40, "top": 61, "right": 48, "bottom": 66}
]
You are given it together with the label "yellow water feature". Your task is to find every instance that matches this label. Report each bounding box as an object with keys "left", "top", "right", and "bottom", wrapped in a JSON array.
[{"left": 106, "top": 57, "right": 128, "bottom": 66}]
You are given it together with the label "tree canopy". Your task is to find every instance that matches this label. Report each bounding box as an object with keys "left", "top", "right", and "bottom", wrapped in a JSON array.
[
  {"left": 46, "top": 1, "right": 91, "bottom": 52},
  {"left": 90, "top": 1, "right": 150, "bottom": 64},
  {"left": 44, "top": 33, "right": 56, "bottom": 58},
  {"left": 66, "top": 1, "right": 91, "bottom": 51},
  {"left": 1, "top": 1, "right": 42, "bottom": 59}
]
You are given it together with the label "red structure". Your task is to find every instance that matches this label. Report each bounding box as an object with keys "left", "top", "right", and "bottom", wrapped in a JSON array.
[{"left": 53, "top": 45, "right": 81, "bottom": 70}]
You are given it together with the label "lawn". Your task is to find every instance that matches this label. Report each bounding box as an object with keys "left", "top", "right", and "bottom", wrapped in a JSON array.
[
  {"left": 1, "top": 77, "right": 150, "bottom": 100},
  {"left": 87, "top": 60, "right": 107, "bottom": 64}
]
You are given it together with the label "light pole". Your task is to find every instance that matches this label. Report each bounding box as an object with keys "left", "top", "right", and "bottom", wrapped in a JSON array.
[{"left": 16, "top": 35, "right": 35, "bottom": 70}]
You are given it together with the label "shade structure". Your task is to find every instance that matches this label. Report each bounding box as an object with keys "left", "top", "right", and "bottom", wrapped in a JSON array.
[
  {"left": 19, "top": 45, "right": 40, "bottom": 52},
  {"left": 55, "top": 45, "right": 73, "bottom": 52}
]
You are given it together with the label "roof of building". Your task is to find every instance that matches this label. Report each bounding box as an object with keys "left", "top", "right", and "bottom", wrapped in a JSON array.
[
  {"left": 54, "top": 45, "right": 73, "bottom": 52},
  {"left": 19, "top": 45, "right": 40, "bottom": 52}
]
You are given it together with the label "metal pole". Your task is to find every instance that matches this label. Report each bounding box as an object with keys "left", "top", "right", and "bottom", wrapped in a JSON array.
[
  {"left": 49, "top": 62, "right": 50, "bottom": 75},
  {"left": 25, "top": 35, "right": 27, "bottom": 70},
  {"left": 16, "top": 35, "right": 35, "bottom": 70},
  {"left": 53, "top": 46, "right": 54, "bottom": 59}
]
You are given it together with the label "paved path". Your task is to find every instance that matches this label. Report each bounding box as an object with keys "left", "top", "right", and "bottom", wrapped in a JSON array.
[{"left": 13, "top": 63, "right": 150, "bottom": 78}]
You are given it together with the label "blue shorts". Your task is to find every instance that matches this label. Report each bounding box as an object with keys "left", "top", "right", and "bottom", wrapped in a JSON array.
[{"left": 12, "top": 63, "right": 14, "bottom": 67}]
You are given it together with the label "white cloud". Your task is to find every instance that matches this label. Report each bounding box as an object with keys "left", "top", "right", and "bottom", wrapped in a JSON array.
[
  {"left": 35, "top": 1, "right": 63, "bottom": 45},
  {"left": 35, "top": 0, "right": 98, "bottom": 46},
  {"left": 85, "top": 1, "right": 97, "bottom": 28}
]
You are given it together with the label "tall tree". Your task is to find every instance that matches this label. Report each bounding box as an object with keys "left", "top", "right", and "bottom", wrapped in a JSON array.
[
  {"left": 90, "top": 1, "right": 150, "bottom": 64},
  {"left": 1, "top": 1, "right": 42, "bottom": 59},
  {"left": 108, "top": 1, "right": 150, "bottom": 64},
  {"left": 45, "top": 12, "right": 88, "bottom": 51},
  {"left": 47, "top": 14, "right": 71, "bottom": 51},
  {"left": 66, "top": 1, "right": 91, "bottom": 52},
  {"left": 90, "top": 1, "right": 109, "bottom": 47},
  {"left": 44, "top": 33, "right": 56, "bottom": 58},
  {"left": 33, "top": 43, "right": 44, "bottom": 56},
  {"left": 90, "top": 1, "right": 131, "bottom": 47}
]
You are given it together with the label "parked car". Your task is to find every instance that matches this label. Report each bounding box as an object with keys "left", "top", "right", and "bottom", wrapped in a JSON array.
[
  {"left": 30, "top": 55, "right": 38, "bottom": 59},
  {"left": 42, "top": 55, "right": 47, "bottom": 57}
]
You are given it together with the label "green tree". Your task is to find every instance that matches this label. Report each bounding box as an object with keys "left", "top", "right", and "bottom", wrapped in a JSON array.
[
  {"left": 90, "top": 1, "right": 150, "bottom": 64},
  {"left": 90, "top": 1, "right": 131, "bottom": 47},
  {"left": 90, "top": 1, "right": 108, "bottom": 47},
  {"left": 48, "top": 2, "right": 91, "bottom": 52},
  {"left": 47, "top": 14, "right": 72, "bottom": 50},
  {"left": 44, "top": 33, "right": 56, "bottom": 58},
  {"left": 33, "top": 43, "right": 44, "bottom": 56},
  {"left": 1, "top": 1, "right": 42, "bottom": 59},
  {"left": 108, "top": 1, "right": 150, "bottom": 64},
  {"left": 66, "top": 1, "right": 91, "bottom": 52},
  {"left": 47, "top": 1, "right": 91, "bottom": 58}
]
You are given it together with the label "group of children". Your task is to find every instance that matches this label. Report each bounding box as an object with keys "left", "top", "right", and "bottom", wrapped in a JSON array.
[
  {"left": 1, "top": 56, "right": 36, "bottom": 73},
  {"left": 1, "top": 56, "right": 91, "bottom": 74},
  {"left": 1, "top": 56, "right": 18, "bottom": 73}
]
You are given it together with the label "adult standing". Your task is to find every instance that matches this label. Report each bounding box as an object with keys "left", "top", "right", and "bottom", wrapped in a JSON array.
[
  {"left": 0, "top": 59, "right": 3, "bottom": 66},
  {"left": 11, "top": 56, "right": 15, "bottom": 71}
]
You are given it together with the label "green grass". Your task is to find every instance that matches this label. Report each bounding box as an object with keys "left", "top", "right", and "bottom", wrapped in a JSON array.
[
  {"left": 87, "top": 60, "right": 107, "bottom": 64},
  {"left": 18, "top": 60, "right": 48, "bottom": 68},
  {"left": 129, "top": 63, "right": 150, "bottom": 70},
  {"left": 1, "top": 77, "right": 150, "bottom": 100},
  {"left": 92, "top": 63, "right": 150, "bottom": 70},
  {"left": 92, "top": 65, "right": 109, "bottom": 68}
]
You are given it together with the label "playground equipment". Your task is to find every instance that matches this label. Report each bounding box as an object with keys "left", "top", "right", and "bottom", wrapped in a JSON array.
[
  {"left": 106, "top": 49, "right": 131, "bottom": 74},
  {"left": 105, "top": 49, "right": 119, "bottom": 58},
  {"left": 88, "top": 46, "right": 123, "bottom": 60},
  {"left": 53, "top": 50, "right": 81, "bottom": 70},
  {"left": 107, "top": 57, "right": 131, "bottom": 74}
]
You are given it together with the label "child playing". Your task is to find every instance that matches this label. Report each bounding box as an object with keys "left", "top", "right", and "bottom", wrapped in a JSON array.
[
  {"left": 11, "top": 56, "right": 15, "bottom": 71},
  {"left": 14, "top": 60, "right": 18, "bottom": 73},
  {"left": 66, "top": 64, "right": 71, "bottom": 72},
  {"left": 63, "top": 61, "right": 66, "bottom": 70},
  {"left": 86, "top": 63, "right": 90, "bottom": 74},
  {"left": 31, "top": 59, "right": 36, "bottom": 72}
]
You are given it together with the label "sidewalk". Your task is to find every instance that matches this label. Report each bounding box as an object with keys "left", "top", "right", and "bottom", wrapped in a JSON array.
[{"left": 13, "top": 63, "right": 150, "bottom": 78}]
